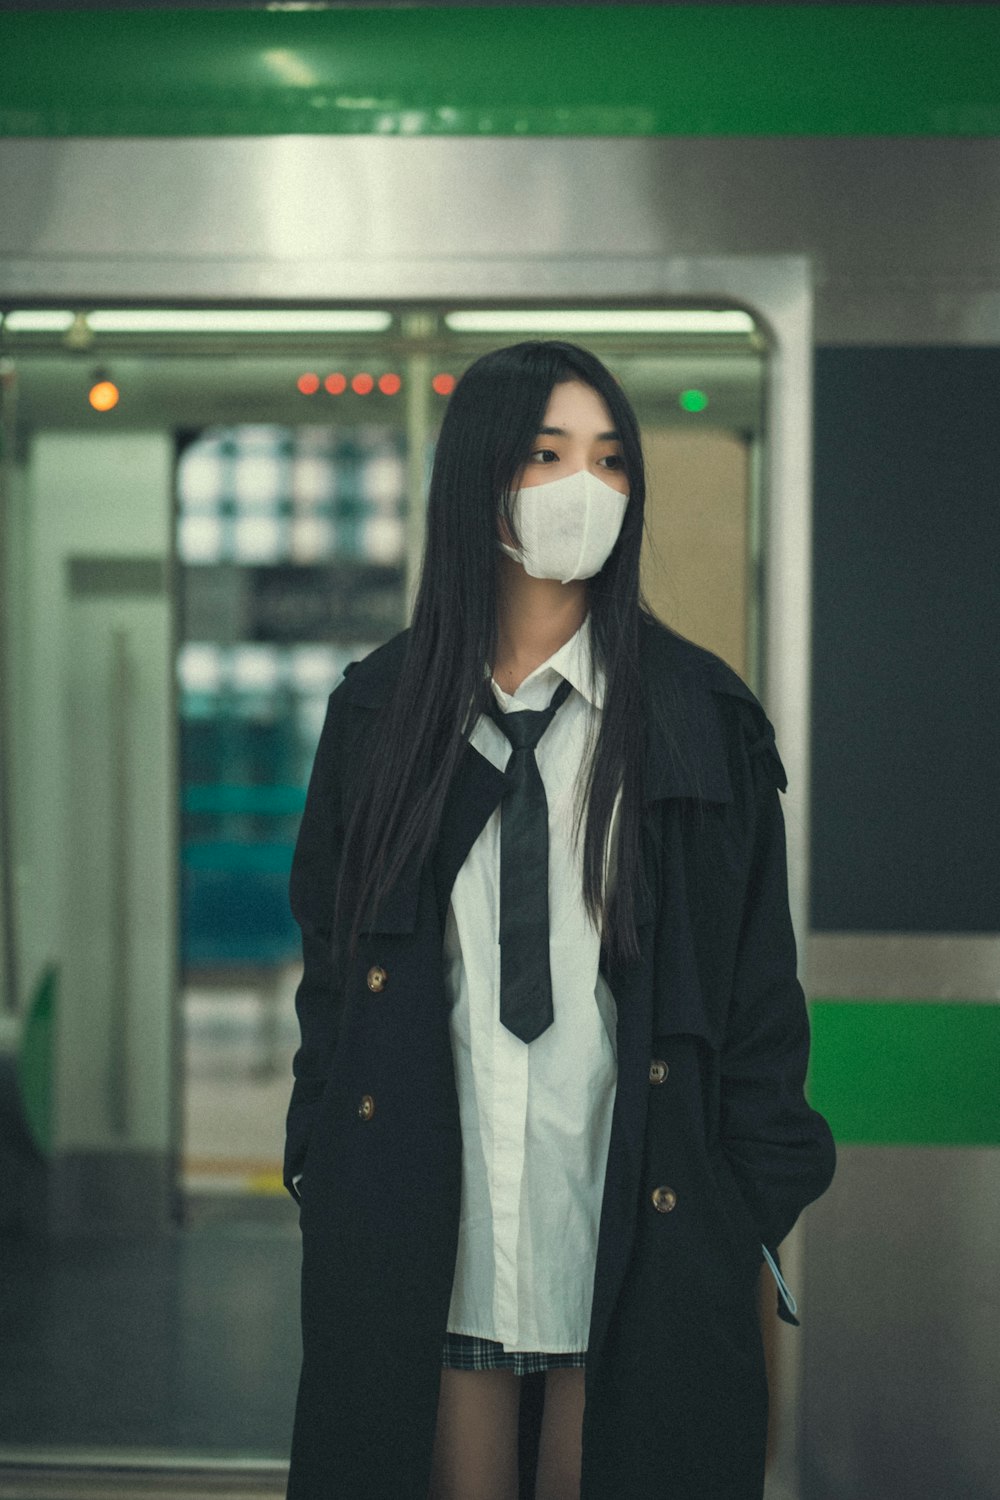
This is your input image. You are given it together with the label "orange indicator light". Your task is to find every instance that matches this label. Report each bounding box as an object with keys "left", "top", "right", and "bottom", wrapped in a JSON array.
[
  {"left": 378, "top": 373, "right": 401, "bottom": 395},
  {"left": 324, "top": 373, "right": 347, "bottom": 395},
  {"left": 88, "top": 379, "right": 120, "bottom": 412},
  {"left": 297, "top": 373, "right": 320, "bottom": 395},
  {"left": 432, "top": 373, "right": 455, "bottom": 396},
  {"left": 351, "top": 373, "right": 374, "bottom": 395}
]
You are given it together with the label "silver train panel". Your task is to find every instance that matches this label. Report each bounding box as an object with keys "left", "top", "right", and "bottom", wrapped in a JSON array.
[{"left": 2, "top": 137, "right": 1000, "bottom": 343}]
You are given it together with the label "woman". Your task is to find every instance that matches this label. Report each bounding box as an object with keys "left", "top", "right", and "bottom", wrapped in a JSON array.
[{"left": 283, "top": 342, "right": 836, "bottom": 1500}]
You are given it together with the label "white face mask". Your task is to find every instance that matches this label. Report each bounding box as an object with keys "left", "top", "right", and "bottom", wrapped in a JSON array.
[{"left": 497, "top": 468, "right": 629, "bottom": 584}]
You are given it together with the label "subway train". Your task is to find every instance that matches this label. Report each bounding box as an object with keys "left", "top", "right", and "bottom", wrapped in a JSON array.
[{"left": 0, "top": 8, "right": 997, "bottom": 1500}]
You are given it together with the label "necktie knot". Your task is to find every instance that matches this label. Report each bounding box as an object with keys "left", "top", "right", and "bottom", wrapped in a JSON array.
[{"left": 486, "top": 676, "right": 573, "bottom": 754}]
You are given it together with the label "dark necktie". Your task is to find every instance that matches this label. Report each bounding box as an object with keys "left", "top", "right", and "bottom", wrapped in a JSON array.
[{"left": 484, "top": 675, "right": 573, "bottom": 1042}]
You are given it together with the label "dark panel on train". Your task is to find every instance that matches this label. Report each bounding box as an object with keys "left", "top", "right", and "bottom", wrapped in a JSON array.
[{"left": 811, "top": 347, "right": 1000, "bottom": 934}]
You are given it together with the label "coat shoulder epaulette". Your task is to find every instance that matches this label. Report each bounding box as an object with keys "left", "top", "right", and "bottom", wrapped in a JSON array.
[
  {"left": 639, "top": 615, "right": 788, "bottom": 792},
  {"left": 337, "top": 628, "right": 410, "bottom": 707}
]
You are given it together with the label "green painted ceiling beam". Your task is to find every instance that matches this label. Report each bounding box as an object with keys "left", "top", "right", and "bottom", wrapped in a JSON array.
[{"left": 2, "top": 6, "right": 999, "bottom": 138}]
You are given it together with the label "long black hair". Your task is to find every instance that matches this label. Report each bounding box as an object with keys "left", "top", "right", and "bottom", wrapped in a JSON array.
[{"left": 335, "top": 340, "right": 657, "bottom": 964}]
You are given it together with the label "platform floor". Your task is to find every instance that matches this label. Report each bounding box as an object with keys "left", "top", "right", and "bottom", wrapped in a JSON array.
[
  {"left": 2, "top": 978, "right": 303, "bottom": 1467},
  {"left": 0, "top": 1195, "right": 301, "bottom": 1460}
]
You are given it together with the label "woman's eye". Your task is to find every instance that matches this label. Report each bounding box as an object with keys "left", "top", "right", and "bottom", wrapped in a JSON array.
[
  {"left": 529, "top": 448, "right": 559, "bottom": 463},
  {"left": 599, "top": 453, "right": 626, "bottom": 470}
]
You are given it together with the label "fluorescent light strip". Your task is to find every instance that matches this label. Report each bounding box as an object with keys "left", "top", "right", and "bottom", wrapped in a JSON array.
[
  {"left": 3, "top": 310, "right": 76, "bottom": 332},
  {"left": 444, "top": 310, "right": 755, "bottom": 335},
  {"left": 3, "top": 308, "right": 392, "bottom": 335},
  {"left": 85, "top": 310, "right": 392, "bottom": 334}
]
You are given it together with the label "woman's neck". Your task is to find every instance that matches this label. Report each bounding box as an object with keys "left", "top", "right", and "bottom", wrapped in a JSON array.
[{"left": 493, "top": 557, "right": 588, "bottom": 693}]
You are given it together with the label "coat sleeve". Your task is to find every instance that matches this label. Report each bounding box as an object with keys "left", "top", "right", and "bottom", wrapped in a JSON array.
[
  {"left": 282, "top": 677, "right": 353, "bottom": 1203},
  {"left": 718, "top": 710, "right": 836, "bottom": 1309}
]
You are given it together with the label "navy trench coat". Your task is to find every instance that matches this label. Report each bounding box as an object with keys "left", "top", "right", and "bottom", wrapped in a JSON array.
[{"left": 283, "top": 615, "right": 836, "bottom": 1500}]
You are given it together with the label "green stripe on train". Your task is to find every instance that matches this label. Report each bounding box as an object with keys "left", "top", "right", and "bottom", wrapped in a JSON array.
[
  {"left": 2, "top": 7, "right": 1000, "bottom": 138},
  {"left": 808, "top": 1001, "right": 999, "bottom": 1146}
]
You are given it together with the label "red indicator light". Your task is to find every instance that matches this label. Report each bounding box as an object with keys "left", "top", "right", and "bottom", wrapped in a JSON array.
[
  {"left": 88, "top": 379, "right": 120, "bottom": 412},
  {"left": 297, "top": 373, "right": 320, "bottom": 395},
  {"left": 378, "top": 373, "right": 401, "bottom": 395},
  {"left": 352, "top": 373, "right": 374, "bottom": 395},
  {"left": 432, "top": 373, "right": 455, "bottom": 396},
  {"left": 324, "top": 373, "right": 347, "bottom": 395}
]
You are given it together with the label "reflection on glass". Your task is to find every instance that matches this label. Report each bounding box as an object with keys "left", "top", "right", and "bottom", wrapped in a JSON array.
[
  {"left": 175, "top": 419, "right": 408, "bottom": 1260},
  {"left": 177, "top": 424, "right": 407, "bottom": 567}
]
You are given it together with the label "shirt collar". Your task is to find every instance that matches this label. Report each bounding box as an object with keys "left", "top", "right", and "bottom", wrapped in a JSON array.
[{"left": 484, "top": 612, "right": 606, "bottom": 710}]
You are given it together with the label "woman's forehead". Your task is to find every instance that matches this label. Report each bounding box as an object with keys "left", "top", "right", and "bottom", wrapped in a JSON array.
[{"left": 539, "top": 379, "right": 616, "bottom": 434}]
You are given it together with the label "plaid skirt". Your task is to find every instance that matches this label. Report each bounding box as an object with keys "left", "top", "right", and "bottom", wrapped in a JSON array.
[{"left": 442, "top": 1332, "right": 586, "bottom": 1376}]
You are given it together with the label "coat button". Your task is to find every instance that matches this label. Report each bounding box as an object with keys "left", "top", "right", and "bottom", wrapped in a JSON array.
[
  {"left": 358, "top": 1094, "right": 375, "bottom": 1121},
  {"left": 649, "top": 1059, "right": 669, "bottom": 1085},
  {"left": 651, "top": 1185, "right": 677, "bottom": 1213},
  {"left": 366, "top": 965, "right": 388, "bottom": 993}
]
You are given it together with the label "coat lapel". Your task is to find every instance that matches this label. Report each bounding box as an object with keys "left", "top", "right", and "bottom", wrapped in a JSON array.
[
  {"left": 358, "top": 745, "right": 507, "bottom": 935},
  {"left": 347, "top": 619, "right": 738, "bottom": 935},
  {"left": 431, "top": 741, "right": 507, "bottom": 925},
  {"left": 344, "top": 641, "right": 507, "bottom": 934},
  {"left": 342, "top": 639, "right": 423, "bottom": 935}
]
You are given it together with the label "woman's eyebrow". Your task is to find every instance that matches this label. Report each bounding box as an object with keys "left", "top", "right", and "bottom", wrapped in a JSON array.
[{"left": 536, "top": 425, "right": 621, "bottom": 440}]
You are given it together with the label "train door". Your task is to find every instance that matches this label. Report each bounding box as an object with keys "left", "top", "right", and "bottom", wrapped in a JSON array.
[
  {"left": 172, "top": 307, "right": 767, "bottom": 1214},
  {"left": 0, "top": 301, "right": 774, "bottom": 1470}
]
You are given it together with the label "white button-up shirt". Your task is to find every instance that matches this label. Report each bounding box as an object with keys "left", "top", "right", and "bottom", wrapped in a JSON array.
[{"left": 443, "top": 614, "right": 621, "bottom": 1352}]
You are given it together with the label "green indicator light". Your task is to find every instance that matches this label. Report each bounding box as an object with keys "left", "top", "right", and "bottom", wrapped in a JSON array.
[{"left": 679, "top": 388, "right": 708, "bottom": 413}]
